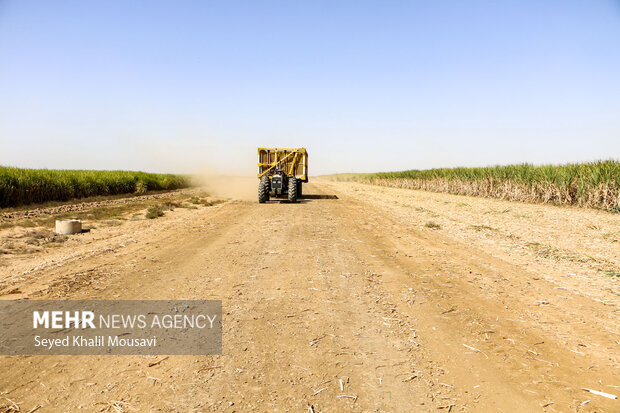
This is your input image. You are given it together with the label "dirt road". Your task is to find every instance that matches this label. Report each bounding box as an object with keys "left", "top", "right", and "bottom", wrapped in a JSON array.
[{"left": 1, "top": 182, "right": 618, "bottom": 412}]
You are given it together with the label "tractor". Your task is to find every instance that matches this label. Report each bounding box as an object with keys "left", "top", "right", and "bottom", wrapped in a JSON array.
[{"left": 257, "top": 148, "right": 308, "bottom": 203}]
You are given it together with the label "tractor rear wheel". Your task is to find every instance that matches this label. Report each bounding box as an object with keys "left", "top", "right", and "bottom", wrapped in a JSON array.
[
  {"left": 287, "top": 177, "right": 297, "bottom": 203},
  {"left": 258, "top": 176, "right": 270, "bottom": 203},
  {"left": 296, "top": 182, "right": 302, "bottom": 198}
]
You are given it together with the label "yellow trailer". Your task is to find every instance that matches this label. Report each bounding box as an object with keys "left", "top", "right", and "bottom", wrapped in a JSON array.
[{"left": 257, "top": 148, "right": 308, "bottom": 203}]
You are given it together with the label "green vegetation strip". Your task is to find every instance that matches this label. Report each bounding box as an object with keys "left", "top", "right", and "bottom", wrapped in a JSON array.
[
  {"left": 0, "top": 167, "right": 192, "bottom": 208},
  {"left": 327, "top": 160, "right": 620, "bottom": 210}
]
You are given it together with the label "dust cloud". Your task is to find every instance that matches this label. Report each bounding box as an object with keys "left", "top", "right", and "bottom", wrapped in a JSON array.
[
  {"left": 190, "top": 150, "right": 257, "bottom": 201},
  {"left": 135, "top": 141, "right": 259, "bottom": 201},
  {"left": 197, "top": 174, "right": 256, "bottom": 201}
]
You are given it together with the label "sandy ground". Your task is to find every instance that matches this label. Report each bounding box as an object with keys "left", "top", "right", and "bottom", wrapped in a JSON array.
[
  {"left": 0, "top": 181, "right": 618, "bottom": 412},
  {"left": 0, "top": 190, "right": 194, "bottom": 225}
]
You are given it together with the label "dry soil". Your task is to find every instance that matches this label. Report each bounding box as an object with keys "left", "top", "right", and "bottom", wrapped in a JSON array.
[{"left": 0, "top": 181, "right": 618, "bottom": 412}]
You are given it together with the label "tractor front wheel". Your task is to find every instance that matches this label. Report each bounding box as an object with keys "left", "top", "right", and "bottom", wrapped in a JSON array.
[{"left": 287, "top": 177, "right": 297, "bottom": 203}]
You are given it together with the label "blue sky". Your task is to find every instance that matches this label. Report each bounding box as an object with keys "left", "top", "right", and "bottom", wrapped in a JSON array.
[{"left": 1, "top": 1, "right": 619, "bottom": 174}]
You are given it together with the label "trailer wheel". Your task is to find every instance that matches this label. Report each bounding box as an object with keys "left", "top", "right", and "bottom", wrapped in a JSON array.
[
  {"left": 287, "top": 177, "right": 297, "bottom": 203},
  {"left": 258, "top": 176, "right": 270, "bottom": 203},
  {"left": 296, "top": 182, "right": 302, "bottom": 198}
]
